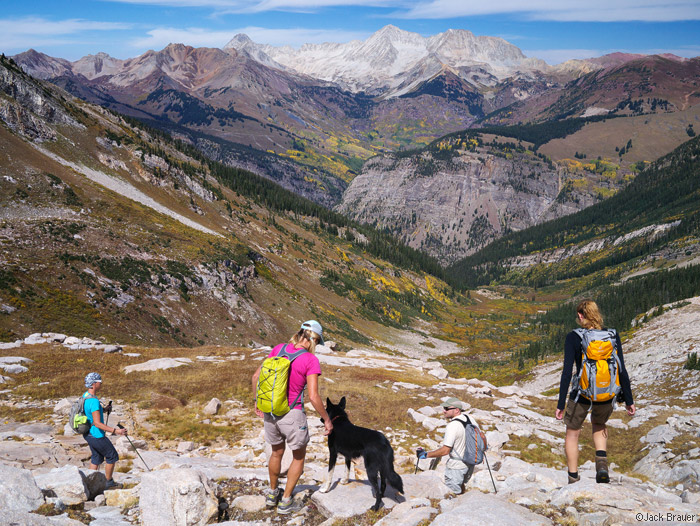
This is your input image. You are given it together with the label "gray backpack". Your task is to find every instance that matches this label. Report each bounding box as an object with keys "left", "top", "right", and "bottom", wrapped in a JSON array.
[
  {"left": 461, "top": 415, "right": 488, "bottom": 465},
  {"left": 69, "top": 393, "right": 95, "bottom": 435}
]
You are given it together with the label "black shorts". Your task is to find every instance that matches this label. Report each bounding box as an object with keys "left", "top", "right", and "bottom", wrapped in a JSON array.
[{"left": 84, "top": 434, "right": 119, "bottom": 465}]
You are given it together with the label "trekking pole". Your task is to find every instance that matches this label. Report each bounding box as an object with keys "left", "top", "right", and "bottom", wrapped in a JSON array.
[
  {"left": 104, "top": 401, "right": 112, "bottom": 426},
  {"left": 117, "top": 423, "right": 151, "bottom": 472},
  {"left": 484, "top": 453, "right": 497, "bottom": 494}
]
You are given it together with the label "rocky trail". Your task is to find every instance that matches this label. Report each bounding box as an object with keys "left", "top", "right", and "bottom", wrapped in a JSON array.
[{"left": 1, "top": 300, "right": 700, "bottom": 525}]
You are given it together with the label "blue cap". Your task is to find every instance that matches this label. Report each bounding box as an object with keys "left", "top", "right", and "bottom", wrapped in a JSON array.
[
  {"left": 301, "top": 320, "right": 324, "bottom": 345},
  {"left": 85, "top": 372, "right": 102, "bottom": 388}
]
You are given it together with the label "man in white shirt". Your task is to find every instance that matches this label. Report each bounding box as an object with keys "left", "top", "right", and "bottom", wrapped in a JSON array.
[{"left": 417, "top": 397, "right": 475, "bottom": 494}]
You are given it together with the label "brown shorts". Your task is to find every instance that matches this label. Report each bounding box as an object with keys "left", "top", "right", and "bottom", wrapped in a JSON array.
[
  {"left": 263, "top": 409, "right": 309, "bottom": 450},
  {"left": 563, "top": 399, "right": 614, "bottom": 430}
]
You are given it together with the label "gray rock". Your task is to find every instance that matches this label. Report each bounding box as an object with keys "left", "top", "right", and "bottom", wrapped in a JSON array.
[
  {"left": 375, "top": 501, "right": 437, "bottom": 526},
  {"left": 231, "top": 495, "right": 266, "bottom": 512},
  {"left": 642, "top": 424, "right": 679, "bottom": 444},
  {"left": 102, "top": 345, "right": 122, "bottom": 353},
  {"left": 0, "top": 363, "right": 29, "bottom": 374},
  {"left": 433, "top": 491, "right": 552, "bottom": 525},
  {"left": 123, "top": 358, "right": 192, "bottom": 374},
  {"left": 485, "top": 430, "right": 509, "bottom": 449},
  {"left": 2, "top": 510, "right": 84, "bottom": 526},
  {"left": 34, "top": 465, "right": 89, "bottom": 505},
  {"left": 88, "top": 506, "right": 132, "bottom": 526},
  {"left": 24, "top": 333, "right": 48, "bottom": 345},
  {"left": 83, "top": 469, "right": 107, "bottom": 500},
  {"left": 400, "top": 472, "right": 451, "bottom": 500},
  {"left": 0, "top": 463, "right": 45, "bottom": 512},
  {"left": 178, "top": 441, "right": 196, "bottom": 453},
  {"left": 203, "top": 398, "right": 222, "bottom": 415},
  {"left": 43, "top": 333, "right": 67, "bottom": 343},
  {"left": 311, "top": 479, "right": 402, "bottom": 518},
  {"left": 139, "top": 468, "right": 219, "bottom": 526},
  {"left": 53, "top": 398, "right": 73, "bottom": 415},
  {"left": 578, "top": 512, "right": 613, "bottom": 526}
]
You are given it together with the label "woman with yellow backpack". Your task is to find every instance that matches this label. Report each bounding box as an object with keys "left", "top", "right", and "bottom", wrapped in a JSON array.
[
  {"left": 252, "top": 320, "right": 333, "bottom": 514},
  {"left": 555, "top": 300, "right": 636, "bottom": 485}
]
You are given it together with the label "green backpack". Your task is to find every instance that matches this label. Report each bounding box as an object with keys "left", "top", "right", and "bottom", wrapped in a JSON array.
[{"left": 256, "top": 344, "right": 307, "bottom": 417}]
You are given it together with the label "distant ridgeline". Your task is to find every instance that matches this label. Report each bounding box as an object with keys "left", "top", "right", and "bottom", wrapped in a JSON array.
[
  {"left": 121, "top": 116, "right": 445, "bottom": 280},
  {"left": 446, "top": 134, "right": 700, "bottom": 289}
]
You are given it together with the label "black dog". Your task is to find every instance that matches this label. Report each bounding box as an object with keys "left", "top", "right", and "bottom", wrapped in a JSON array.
[{"left": 319, "top": 397, "right": 403, "bottom": 511}]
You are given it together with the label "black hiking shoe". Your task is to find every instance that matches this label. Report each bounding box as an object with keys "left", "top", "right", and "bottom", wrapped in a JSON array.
[
  {"left": 105, "top": 479, "right": 122, "bottom": 490},
  {"left": 595, "top": 456, "right": 610, "bottom": 483},
  {"left": 277, "top": 497, "right": 304, "bottom": 515},
  {"left": 568, "top": 473, "right": 580, "bottom": 484}
]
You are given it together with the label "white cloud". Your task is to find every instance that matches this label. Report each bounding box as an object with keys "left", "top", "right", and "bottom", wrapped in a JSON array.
[
  {"left": 0, "top": 17, "right": 133, "bottom": 53},
  {"left": 131, "top": 25, "right": 368, "bottom": 49},
  {"left": 129, "top": 27, "right": 236, "bottom": 49},
  {"left": 399, "top": 0, "right": 700, "bottom": 22},
  {"left": 108, "top": 0, "right": 400, "bottom": 12}
]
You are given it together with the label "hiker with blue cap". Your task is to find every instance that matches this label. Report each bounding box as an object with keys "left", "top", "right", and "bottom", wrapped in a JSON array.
[
  {"left": 82, "top": 372, "right": 128, "bottom": 489},
  {"left": 252, "top": 320, "right": 333, "bottom": 514}
]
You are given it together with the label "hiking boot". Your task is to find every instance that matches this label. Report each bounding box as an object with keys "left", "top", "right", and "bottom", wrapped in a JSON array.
[
  {"left": 595, "top": 456, "right": 610, "bottom": 483},
  {"left": 277, "top": 496, "right": 304, "bottom": 515},
  {"left": 568, "top": 473, "right": 580, "bottom": 484},
  {"left": 105, "top": 479, "right": 122, "bottom": 490},
  {"left": 264, "top": 487, "right": 282, "bottom": 507}
]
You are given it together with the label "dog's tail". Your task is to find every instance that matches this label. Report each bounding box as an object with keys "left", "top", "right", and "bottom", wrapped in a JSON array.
[{"left": 388, "top": 468, "right": 403, "bottom": 494}]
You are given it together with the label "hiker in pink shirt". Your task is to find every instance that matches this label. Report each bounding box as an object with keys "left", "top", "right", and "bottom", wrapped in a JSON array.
[{"left": 252, "top": 320, "right": 333, "bottom": 514}]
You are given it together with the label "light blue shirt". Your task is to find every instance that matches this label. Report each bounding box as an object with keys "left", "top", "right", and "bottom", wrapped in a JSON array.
[{"left": 83, "top": 392, "right": 105, "bottom": 439}]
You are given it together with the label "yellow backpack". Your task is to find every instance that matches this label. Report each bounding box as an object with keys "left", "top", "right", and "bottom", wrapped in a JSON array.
[
  {"left": 573, "top": 328, "right": 622, "bottom": 403},
  {"left": 256, "top": 344, "right": 307, "bottom": 417}
]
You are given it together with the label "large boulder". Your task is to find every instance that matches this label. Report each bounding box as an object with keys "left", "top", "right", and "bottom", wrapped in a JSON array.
[
  {"left": 123, "top": 358, "right": 192, "bottom": 374},
  {"left": 434, "top": 491, "right": 553, "bottom": 525},
  {"left": 311, "top": 479, "right": 402, "bottom": 518},
  {"left": 83, "top": 470, "right": 107, "bottom": 500},
  {"left": 139, "top": 468, "right": 218, "bottom": 526},
  {"left": 0, "top": 463, "right": 45, "bottom": 511},
  {"left": 34, "top": 465, "right": 89, "bottom": 505}
]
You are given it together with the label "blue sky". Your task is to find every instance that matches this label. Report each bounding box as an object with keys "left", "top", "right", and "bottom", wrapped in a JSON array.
[{"left": 1, "top": 1, "right": 699, "bottom": 64}]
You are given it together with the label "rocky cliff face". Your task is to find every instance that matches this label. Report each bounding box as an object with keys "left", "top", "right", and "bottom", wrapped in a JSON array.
[
  {"left": 337, "top": 149, "right": 605, "bottom": 264},
  {"left": 0, "top": 57, "right": 82, "bottom": 141}
]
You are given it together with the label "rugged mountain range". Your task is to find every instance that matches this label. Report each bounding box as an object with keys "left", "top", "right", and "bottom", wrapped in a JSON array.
[{"left": 8, "top": 25, "right": 700, "bottom": 266}]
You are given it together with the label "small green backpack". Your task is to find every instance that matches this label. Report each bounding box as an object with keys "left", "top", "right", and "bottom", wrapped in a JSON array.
[{"left": 256, "top": 344, "right": 307, "bottom": 417}]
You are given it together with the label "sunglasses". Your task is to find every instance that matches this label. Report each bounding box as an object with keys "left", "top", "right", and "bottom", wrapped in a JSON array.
[{"left": 443, "top": 407, "right": 457, "bottom": 411}]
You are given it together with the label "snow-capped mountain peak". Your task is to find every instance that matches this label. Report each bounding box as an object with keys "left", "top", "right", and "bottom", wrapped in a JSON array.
[{"left": 223, "top": 24, "right": 550, "bottom": 96}]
